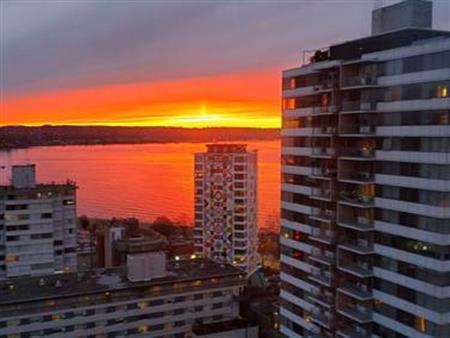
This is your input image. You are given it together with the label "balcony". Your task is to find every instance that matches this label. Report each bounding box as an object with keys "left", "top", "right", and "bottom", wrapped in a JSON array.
[
  {"left": 338, "top": 171, "right": 374, "bottom": 184},
  {"left": 337, "top": 284, "right": 372, "bottom": 301},
  {"left": 309, "top": 167, "right": 336, "bottom": 180},
  {"left": 339, "top": 147, "right": 374, "bottom": 160},
  {"left": 337, "top": 216, "right": 374, "bottom": 231},
  {"left": 310, "top": 249, "right": 336, "bottom": 266},
  {"left": 310, "top": 208, "right": 335, "bottom": 223},
  {"left": 338, "top": 239, "right": 373, "bottom": 255},
  {"left": 310, "top": 309, "right": 333, "bottom": 329},
  {"left": 337, "top": 326, "right": 371, "bottom": 338},
  {"left": 312, "top": 105, "right": 336, "bottom": 115},
  {"left": 311, "top": 147, "right": 336, "bottom": 158},
  {"left": 309, "top": 228, "right": 335, "bottom": 244},
  {"left": 310, "top": 187, "right": 332, "bottom": 201},
  {"left": 341, "top": 75, "right": 377, "bottom": 89},
  {"left": 307, "top": 291, "right": 334, "bottom": 308},
  {"left": 309, "top": 268, "right": 333, "bottom": 287},
  {"left": 337, "top": 304, "right": 372, "bottom": 324},
  {"left": 338, "top": 262, "right": 373, "bottom": 278},
  {"left": 312, "top": 126, "right": 336, "bottom": 136},
  {"left": 341, "top": 101, "right": 377, "bottom": 113},
  {"left": 339, "top": 191, "right": 374, "bottom": 208},
  {"left": 339, "top": 125, "right": 375, "bottom": 136}
]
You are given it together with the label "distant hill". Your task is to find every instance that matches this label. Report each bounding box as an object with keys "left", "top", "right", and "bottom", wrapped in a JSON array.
[{"left": 0, "top": 125, "right": 280, "bottom": 149}]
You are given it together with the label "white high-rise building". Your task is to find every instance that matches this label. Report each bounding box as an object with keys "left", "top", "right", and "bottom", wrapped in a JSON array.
[
  {"left": 194, "top": 144, "right": 259, "bottom": 273},
  {"left": 0, "top": 165, "right": 77, "bottom": 279},
  {"left": 279, "top": 1, "right": 449, "bottom": 337}
]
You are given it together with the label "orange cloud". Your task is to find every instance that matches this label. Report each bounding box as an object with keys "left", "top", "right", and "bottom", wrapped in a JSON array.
[{"left": 1, "top": 69, "right": 281, "bottom": 128}]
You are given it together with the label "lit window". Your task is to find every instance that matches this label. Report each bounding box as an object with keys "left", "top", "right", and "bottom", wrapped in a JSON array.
[
  {"left": 138, "top": 301, "right": 148, "bottom": 309},
  {"left": 289, "top": 78, "right": 296, "bottom": 89},
  {"left": 415, "top": 316, "right": 426, "bottom": 332},
  {"left": 438, "top": 85, "right": 448, "bottom": 98},
  {"left": 5, "top": 254, "right": 18, "bottom": 263},
  {"left": 138, "top": 325, "right": 148, "bottom": 333},
  {"left": 51, "top": 314, "right": 62, "bottom": 320}
]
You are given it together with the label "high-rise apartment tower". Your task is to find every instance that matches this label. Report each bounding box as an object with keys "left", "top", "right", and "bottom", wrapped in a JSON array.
[
  {"left": 194, "top": 144, "right": 259, "bottom": 273},
  {"left": 279, "top": 0, "right": 449, "bottom": 337}
]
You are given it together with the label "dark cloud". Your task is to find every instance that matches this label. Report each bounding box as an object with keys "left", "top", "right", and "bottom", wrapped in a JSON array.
[{"left": 1, "top": 0, "right": 449, "bottom": 96}]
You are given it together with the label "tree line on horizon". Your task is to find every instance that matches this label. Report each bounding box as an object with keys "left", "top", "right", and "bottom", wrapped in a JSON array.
[{"left": 0, "top": 125, "right": 280, "bottom": 149}]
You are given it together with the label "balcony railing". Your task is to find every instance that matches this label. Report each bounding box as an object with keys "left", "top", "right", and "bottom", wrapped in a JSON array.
[
  {"left": 339, "top": 171, "right": 373, "bottom": 183},
  {"left": 309, "top": 268, "right": 333, "bottom": 286},
  {"left": 338, "top": 284, "right": 373, "bottom": 301},
  {"left": 310, "top": 249, "right": 336, "bottom": 265},
  {"left": 310, "top": 309, "right": 333, "bottom": 328},
  {"left": 340, "top": 125, "right": 375, "bottom": 135},
  {"left": 311, "top": 147, "right": 336, "bottom": 157},
  {"left": 310, "top": 208, "right": 335, "bottom": 222},
  {"left": 310, "top": 228, "right": 335, "bottom": 244},
  {"left": 339, "top": 148, "right": 375, "bottom": 159},
  {"left": 338, "top": 216, "right": 374, "bottom": 231},
  {"left": 337, "top": 326, "right": 372, "bottom": 338},
  {"left": 339, "top": 191, "right": 374, "bottom": 207},
  {"left": 342, "top": 75, "right": 377, "bottom": 88},
  {"left": 310, "top": 167, "right": 336, "bottom": 179},
  {"left": 337, "top": 304, "right": 372, "bottom": 324},
  {"left": 338, "top": 261, "right": 373, "bottom": 278},
  {"left": 341, "top": 101, "right": 376, "bottom": 112},
  {"left": 338, "top": 239, "right": 374, "bottom": 255},
  {"left": 311, "top": 187, "right": 332, "bottom": 200},
  {"left": 307, "top": 291, "right": 334, "bottom": 307},
  {"left": 312, "top": 105, "right": 336, "bottom": 115},
  {"left": 312, "top": 126, "right": 336, "bottom": 135}
]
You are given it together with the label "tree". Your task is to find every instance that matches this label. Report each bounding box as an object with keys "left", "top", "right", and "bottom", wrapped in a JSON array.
[
  {"left": 153, "top": 216, "right": 177, "bottom": 237},
  {"left": 79, "top": 215, "right": 90, "bottom": 230}
]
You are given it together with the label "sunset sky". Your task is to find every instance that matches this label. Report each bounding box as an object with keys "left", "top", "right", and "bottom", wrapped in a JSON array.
[{"left": 1, "top": 0, "right": 449, "bottom": 128}]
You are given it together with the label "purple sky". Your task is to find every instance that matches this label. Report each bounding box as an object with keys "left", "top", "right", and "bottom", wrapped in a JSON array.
[{"left": 2, "top": 0, "right": 449, "bottom": 97}]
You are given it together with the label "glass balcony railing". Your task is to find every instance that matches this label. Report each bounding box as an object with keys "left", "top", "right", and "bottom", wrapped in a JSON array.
[
  {"left": 341, "top": 101, "right": 376, "bottom": 112},
  {"left": 338, "top": 284, "right": 373, "bottom": 301},
  {"left": 311, "top": 147, "right": 336, "bottom": 157},
  {"left": 339, "top": 148, "right": 375, "bottom": 159},
  {"left": 337, "top": 304, "right": 372, "bottom": 324},
  {"left": 339, "top": 191, "right": 374, "bottom": 207},
  {"left": 310, "top": 208, "right": 336, "bottom": 222},
  {"left": 338, "top": 261, "right": 373, "bottom": 278},
  {"left": 340, "top": 125, "right": 375, "bottom": 135},
  {"left": 310, "top": 167, "right": 337, "bottom": 179},
  {"left": 338, "top": 216, "right": 374, "bottom": 231},
  {"left": 338, "top": 239, "right": 374, "bottom": 254},
  {"left": 312, "top": 105, "right": 336, "bottom": 114},
  {"left": 339, "top": 171, "right": 374, "bottom": 183},
  {"left": 309, "top": 268, "right": 333, "bottom": 286},
  {"left": 342, "top": 75, "right": 377, "bottom": 88}
]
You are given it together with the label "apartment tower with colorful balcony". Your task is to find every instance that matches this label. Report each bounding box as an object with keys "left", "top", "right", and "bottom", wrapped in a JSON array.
[
  {"left": 279, "top": 0, "right": 449, "bottom": 337},
  {"left": 194, "top": 144, "right": 259, "bottom": 273}
]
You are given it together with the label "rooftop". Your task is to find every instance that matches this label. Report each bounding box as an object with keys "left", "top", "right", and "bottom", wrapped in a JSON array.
[
  {"left": 205, "top": 143, "right": 248, "bottom": 153},
  {"left": 0, "top": 181, "right": 77, "bottom": 193},
  {"left": 0, "top": 258, "right": 244, "bottom": 305}
]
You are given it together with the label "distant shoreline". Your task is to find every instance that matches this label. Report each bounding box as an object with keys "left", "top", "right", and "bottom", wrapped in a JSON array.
[{"left": 0, "top": 125, "right": 280, "bottom": 150}]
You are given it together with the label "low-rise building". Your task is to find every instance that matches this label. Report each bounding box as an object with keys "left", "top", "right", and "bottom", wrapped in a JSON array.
[
  {"left": 0, "top": 256, "right": 245, "bottom": 338},
  {"left": 0, "top": 165, "right": 77, "bottom": 279}
]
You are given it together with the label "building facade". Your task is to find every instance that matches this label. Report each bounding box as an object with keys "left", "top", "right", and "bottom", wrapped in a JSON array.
[
  {"left": 279, "top": 1, "right": 450, "bottom": 337},
  {"left": 0, "top": 258, "right": 244, "bottom": 338},
  {"left": 0, "top": 165, "right": 77, "bottom": 279},
  {"left": 194, "top": 144, "right": 259, "bottom": 273}
]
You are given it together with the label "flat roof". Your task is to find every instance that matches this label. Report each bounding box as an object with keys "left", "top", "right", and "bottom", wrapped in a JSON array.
[
  {"left": 0, "top": 259, "right": 243, "bottom": 305},
  {"left": 0, "top": 182, "right": 77, "bottom": 193}
]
